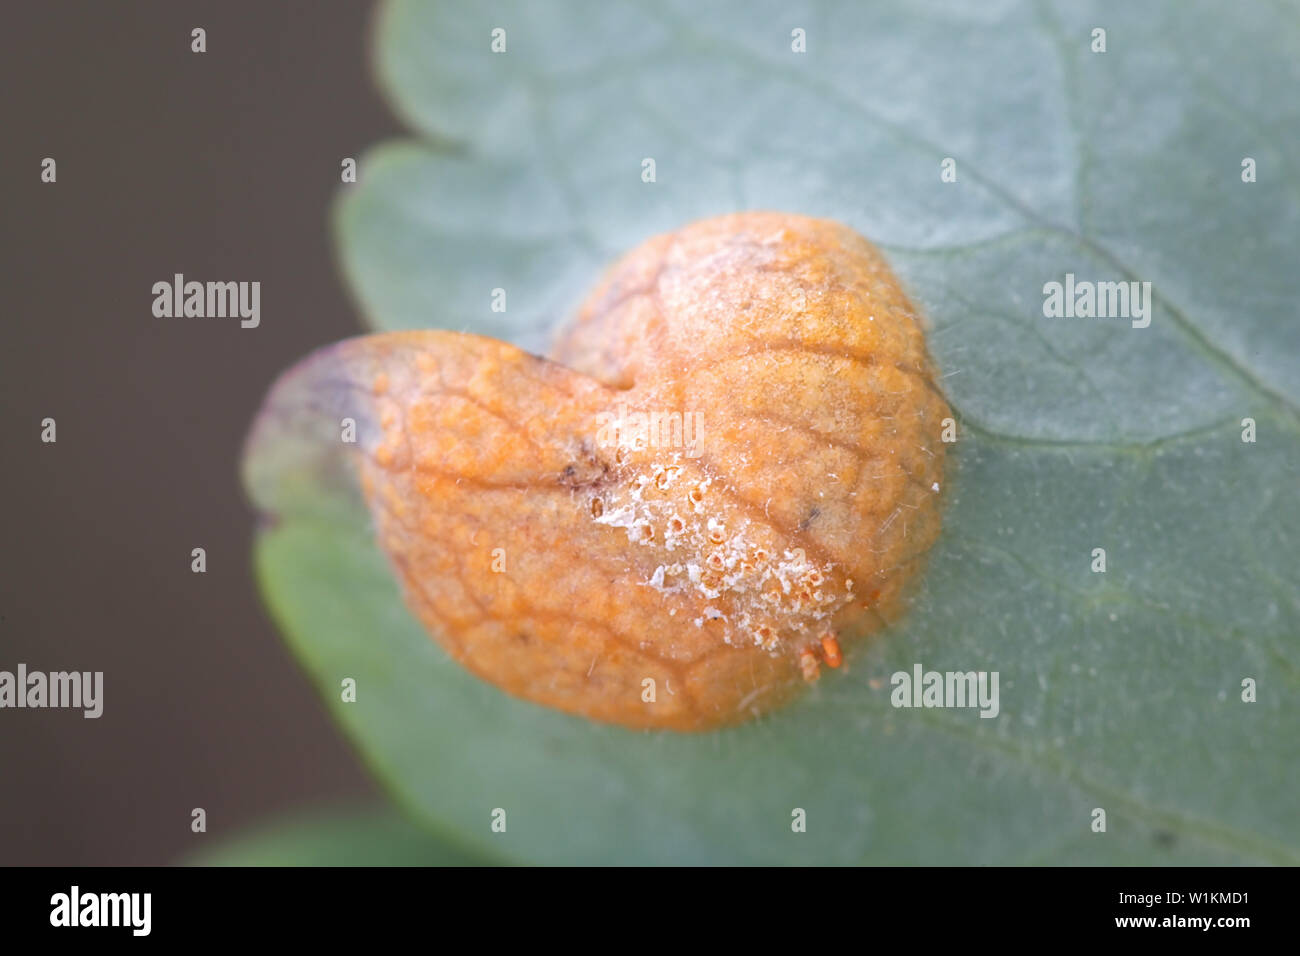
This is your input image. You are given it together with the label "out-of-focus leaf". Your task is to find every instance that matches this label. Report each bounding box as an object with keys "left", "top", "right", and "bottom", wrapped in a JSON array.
[{"left": 188, "top": 807, "right": 487, "bottom": 866}]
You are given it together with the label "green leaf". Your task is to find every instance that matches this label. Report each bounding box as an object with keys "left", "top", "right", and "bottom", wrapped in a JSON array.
[
  {"left": 250, "top": 0, "right": 1300, "bottom": 863},
  {"left": 187, "top": 807, "right": 487, "bottom": 866}
]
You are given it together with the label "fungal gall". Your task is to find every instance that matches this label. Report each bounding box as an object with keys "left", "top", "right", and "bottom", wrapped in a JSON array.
[{"left": 247, "top": 212, "right": 951, "bottom": 731}]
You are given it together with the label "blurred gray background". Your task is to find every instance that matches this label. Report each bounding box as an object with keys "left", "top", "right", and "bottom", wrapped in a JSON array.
[{"left": 0, "top": 1, "right": 402, "bottom": 864}]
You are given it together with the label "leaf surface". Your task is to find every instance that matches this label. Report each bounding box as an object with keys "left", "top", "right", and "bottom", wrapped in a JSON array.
[{"left": 248, "top": 0, "right": 1300, "bottom": 863}]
